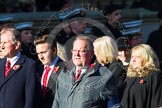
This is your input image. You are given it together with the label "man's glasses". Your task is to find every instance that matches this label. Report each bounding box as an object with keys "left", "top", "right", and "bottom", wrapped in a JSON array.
[{"left": 71, "top": 49, "right": 90, "bottom": 54}]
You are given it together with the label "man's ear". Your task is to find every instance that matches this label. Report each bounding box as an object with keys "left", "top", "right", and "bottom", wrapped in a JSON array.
[
  {"left": 51, "top": 47, "right": 57, "bottom": 59},
  {"left": 90, "top": 50, "right": 94, "bottom": 58},
  {"left": 52, "top": 47, "right": 57, "bottom": 53},
  {"left": 15, "top": 41, "right": 21, "bottom": 49}
]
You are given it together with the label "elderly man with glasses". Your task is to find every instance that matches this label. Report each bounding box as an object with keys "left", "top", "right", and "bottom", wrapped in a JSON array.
[{"left": 52, "top": 35, "right": 121, "bottom": 108}]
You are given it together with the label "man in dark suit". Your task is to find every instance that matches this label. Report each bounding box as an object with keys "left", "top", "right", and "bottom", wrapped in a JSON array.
[
  {"left": 34, "top": 35, "right": 64, "bottom": 108},
  {"left": 0, "top": 25, "right": 40, "bottom": 108}
]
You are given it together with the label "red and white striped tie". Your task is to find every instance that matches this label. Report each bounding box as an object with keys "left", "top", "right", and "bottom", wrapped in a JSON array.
[
  {"left": 75, "top": 69, "right": 81, "bottom": 81},
  {"left": 4, "top": 60, "right": 11, "bottom": 78}
]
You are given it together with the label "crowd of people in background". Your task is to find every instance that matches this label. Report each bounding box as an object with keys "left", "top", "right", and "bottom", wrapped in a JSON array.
[
  {"left": 0, "top": 0, "right": 71, "bottom": 13},
  {"left": 0, "top": 3, "right": 162, "bottom": 108},
  {"left": 0, "top": 0, "right": 161, "bottom": 13}
]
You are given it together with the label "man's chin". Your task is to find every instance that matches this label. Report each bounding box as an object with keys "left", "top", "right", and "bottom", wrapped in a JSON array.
[
  {"left": 74, "top": 63, "right": 82, "bottom": 67},
  {"left": 1, "top": 52, "right": 7, "bottom": 57}
]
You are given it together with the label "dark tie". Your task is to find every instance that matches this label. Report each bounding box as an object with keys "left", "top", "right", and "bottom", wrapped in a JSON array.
[
  {"left": 4, "top": 60, "right": 11, "bottom": 78},
  {"left": 75, "top": 69, "right": 81, "bottom": 81},
  {"left": 42, "top": 66, "right": 51, "bottom": 96}
]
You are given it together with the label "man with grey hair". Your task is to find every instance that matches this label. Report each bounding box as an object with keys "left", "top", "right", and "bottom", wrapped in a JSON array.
[
  {"left": 52, "top": 35, "right": 121, "bottom": 108},
  {"left": 0, "top": 24, "right": 40, "bottom": 108}
]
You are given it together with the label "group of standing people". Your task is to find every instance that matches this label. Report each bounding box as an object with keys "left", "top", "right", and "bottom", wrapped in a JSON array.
[{"left": 0, "top": 4, "right": 162, "bottom": 108}]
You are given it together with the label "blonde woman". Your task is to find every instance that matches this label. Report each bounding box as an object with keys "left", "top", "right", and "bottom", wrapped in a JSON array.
[
  {"left": 93, "top": 36, "right": 126, "bottom": 87},
  {"left": 93, "top": 36, "right": 126, "bottom": 107},
  {"left": 120, "top": 44, "right": 162, "bottom": 108}
]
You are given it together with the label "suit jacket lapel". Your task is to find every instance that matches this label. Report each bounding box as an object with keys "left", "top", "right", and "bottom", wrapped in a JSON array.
[
  {"left": 0, "top": 59, "right": 6, "bottom": 86},
  {"left": 0, "top": 55, "right": 25, "bottom": 88},
  {"left": 47, "top": 57, "right": 63, "bottom": 91},
  {"left": 74, "top": 68, "right": 94, "bottom": 84},
  {"left": 47, "top": 72, "right": 58, "bottom": 92},
  {"left": 79, "top": 62, "right": 99, "bottom": 82}
]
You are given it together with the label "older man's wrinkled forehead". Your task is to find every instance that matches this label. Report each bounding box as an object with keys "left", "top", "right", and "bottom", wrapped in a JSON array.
[{"left": 73, "top": 36, "right": 94, "bottom": 50}]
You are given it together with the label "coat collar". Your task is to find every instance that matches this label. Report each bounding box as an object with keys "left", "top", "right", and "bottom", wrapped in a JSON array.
[{"left": 0, "top": 55, "right": 26, "bottom": 88}]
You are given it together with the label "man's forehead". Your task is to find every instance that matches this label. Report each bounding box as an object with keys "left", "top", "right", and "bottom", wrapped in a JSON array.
[
  {"left": 74, "top": 39, "right": 88, "bottom": 45},
  {"left": 73, "top": 46, "right": 87, "bottom": 50},
  {"left": 73, "top": 45, "right": 88, "bottom": 50},
  {"left": 36, "top": 42, "right": 50, "bottom": 47},
  {"left": 1, "top": 31, "right": 13, "bottom": 38},
  {"left": 36, "top": 45, "right": 50, "bottom": 52},
  {"left": 0, "top": 36, "right": 12, "bottom": 43}
]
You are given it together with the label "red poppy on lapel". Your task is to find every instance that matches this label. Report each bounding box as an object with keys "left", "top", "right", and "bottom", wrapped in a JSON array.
[
  {"left": 53, "top": 66, "right": 59, "bottom": 73},
  {"left": 140, "top": 79, "right": 144, "bottom": 84},
  {"left": 12, "top": 65, "right": 20, "bottom": 71},
  {"left": 90, "top": 63, "right": 95, "bottom": 69}
]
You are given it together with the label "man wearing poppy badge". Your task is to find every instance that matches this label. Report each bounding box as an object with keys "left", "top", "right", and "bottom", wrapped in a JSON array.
[
  {"left": 34, "top": 34, "right": 64, "bottom": 108},
  {"left": 52, "top": 35, "right": 121, "bottom": 108},
  {"left": 0, "top": 24, "right": 40, "bottom": 108}
]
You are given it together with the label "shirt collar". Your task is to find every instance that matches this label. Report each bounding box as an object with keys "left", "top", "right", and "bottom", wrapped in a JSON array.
[
  {"left": 44, "top": 56, "right": 59, "bottom": 69},
  {"left": 7, "top": 52, "right": 21, "bottom": 63},
  {"left": 7, "top": 52, "right": 21, "bottom": 68}
]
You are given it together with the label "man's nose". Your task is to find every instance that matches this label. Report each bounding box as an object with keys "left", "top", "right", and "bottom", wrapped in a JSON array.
[
  {"left": 1, "top": 43, "right": 5, "bottom": 49},
  {"left": 76, "top": 51, "right": 80, "bottom": 55},
  {"left": 76, "top": 51, "right": 81, "bottom": 56}
]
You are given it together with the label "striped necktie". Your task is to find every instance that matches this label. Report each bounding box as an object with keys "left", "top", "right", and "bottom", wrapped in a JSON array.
[
  {"left": 75, "top": 69, "right": 81, "bottom": 81},
  {"left": 4, "top": 60, "right": 11, "bottom": 78}
]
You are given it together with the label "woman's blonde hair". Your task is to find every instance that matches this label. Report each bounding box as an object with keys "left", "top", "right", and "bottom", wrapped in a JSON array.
[
  {"left": 127, "top": 44, "right": 160, "bottom": 77},
  {"left": 93, "top": 36, "right": 118, "bottom": 64}
]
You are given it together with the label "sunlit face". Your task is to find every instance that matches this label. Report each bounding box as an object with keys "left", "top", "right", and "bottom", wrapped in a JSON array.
[
  {"left": 36, "top": 43, "right": 56, "bottom": 65},
  {"left": 130, "top": 50, "right": 145, "bottom": 69},
  {"left": 20, "top": 30, "right": 33, "bottom": 45},
  {"left": 0, "top": 31, "right": 18, "bottom": 58},
  {"left": 72, "top": 39, "right": 93, "bottom": 68}
]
